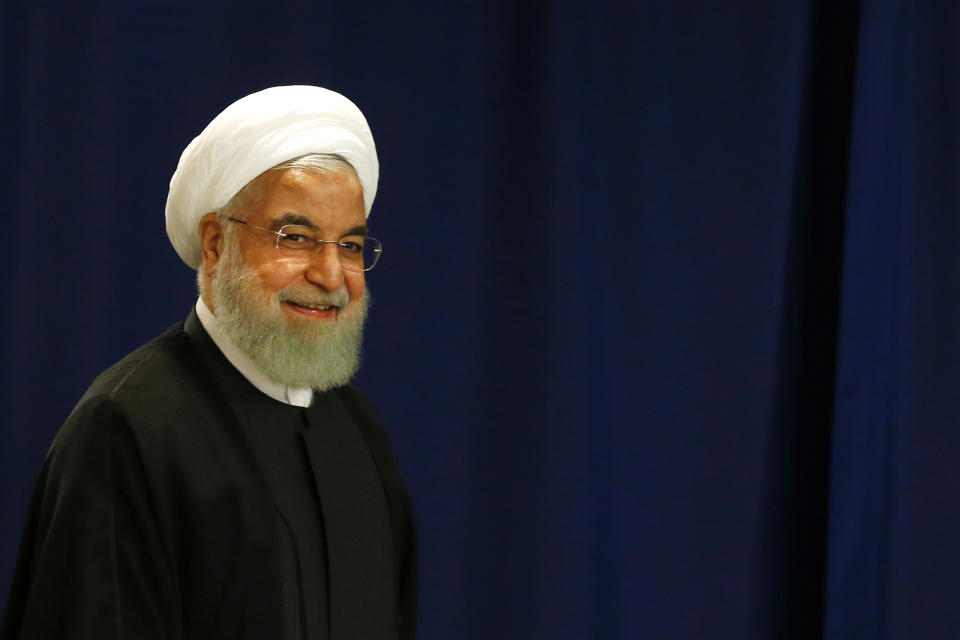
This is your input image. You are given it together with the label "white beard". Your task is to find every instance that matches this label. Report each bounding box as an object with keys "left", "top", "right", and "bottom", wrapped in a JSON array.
[{"left": 210, "top": 242, "right": 369, "bottom": 391}]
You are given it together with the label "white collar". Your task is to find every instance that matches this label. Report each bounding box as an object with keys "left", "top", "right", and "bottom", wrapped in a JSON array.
[{"left": 195, "top": 297, "right": 314, "bottom": 408}]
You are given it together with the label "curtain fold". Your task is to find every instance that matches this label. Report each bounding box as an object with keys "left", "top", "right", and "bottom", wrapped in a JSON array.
[{"left": 827, "top": 2, "right": 960, "bottom": 638}]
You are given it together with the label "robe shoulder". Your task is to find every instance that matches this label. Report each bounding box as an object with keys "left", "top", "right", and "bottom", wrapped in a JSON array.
[
  {"left": 52, "top": 320, "right": 251, "bottom": 477},
  {"left": 58, "top": 321, "right": 210, "bottom": 443},
  {"left": 1, "top": 322, "right": 195, "bottom": 639},
  {"left": 2, "top": 321, "right": 281, "bottom": 640}
]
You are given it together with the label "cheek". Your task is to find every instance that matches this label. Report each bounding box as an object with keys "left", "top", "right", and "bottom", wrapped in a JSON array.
[
  {"left": 255, "top": 261, "right": 306, "bottom": 294},
  {"left": 345, "top": 272, "right": 366, "bottom": 304},
  {"left": 237, "top": 239, "right": 298, "bottom": 292}
]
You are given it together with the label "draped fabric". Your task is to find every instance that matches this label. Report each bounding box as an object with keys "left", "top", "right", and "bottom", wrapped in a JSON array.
[
  {"left": 827, "top": 2, "right": 960, "bottom": 638},
  {"left": 1, "top": 1, "right": 957, "bottom": 639}
]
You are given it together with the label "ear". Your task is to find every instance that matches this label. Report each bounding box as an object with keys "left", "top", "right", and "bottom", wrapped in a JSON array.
[{"left": 198, "top": 212, "right": 225, "bottom": 278}]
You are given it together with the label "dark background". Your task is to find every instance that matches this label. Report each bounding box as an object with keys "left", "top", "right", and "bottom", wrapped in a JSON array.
[{"left": 2, "top": 1, "right": 958, "bottom": 638}]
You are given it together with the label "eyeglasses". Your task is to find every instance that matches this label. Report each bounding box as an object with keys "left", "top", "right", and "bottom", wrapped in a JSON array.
[{"left": 225, "top": 217, "right": 383, "bottom": 272}]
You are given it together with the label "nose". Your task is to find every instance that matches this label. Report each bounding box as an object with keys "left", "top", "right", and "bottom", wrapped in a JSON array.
[{"left": 303, "top": 242, "right": 345, "bottom": 290}]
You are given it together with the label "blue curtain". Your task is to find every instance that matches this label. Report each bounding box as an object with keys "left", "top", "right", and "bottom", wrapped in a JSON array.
[
  {"left": 826, "top": 1, "right": 960, "bottom": 638},
  {"left": 1, "top": 1, "right": 957, "bottom": 638}
]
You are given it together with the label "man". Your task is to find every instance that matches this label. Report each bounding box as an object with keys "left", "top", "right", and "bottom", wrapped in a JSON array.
[{"left": 1, "top": 86, "right": 417, "bottom": 640}]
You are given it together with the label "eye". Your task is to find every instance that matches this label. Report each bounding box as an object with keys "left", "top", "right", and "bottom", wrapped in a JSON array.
[
  {"left": 339, "top": 239, "right": 364, "bottom": 254},
  {"left": 276, "top": 225, "right": 315, "bottom": 250},
  {"left": 277, "top": 233, "right": 311, "bottom": 250}
]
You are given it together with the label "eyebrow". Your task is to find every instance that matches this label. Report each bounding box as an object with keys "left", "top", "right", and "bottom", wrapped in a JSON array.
[
  {"left": 269, "top": 214, "right": 370, "bottom": 237},
  {"left": 342, "top": 224, "right": 370, "bottom": 237},
  {"left": 269, "top": 214, "right": 315, "bottom": 230}
]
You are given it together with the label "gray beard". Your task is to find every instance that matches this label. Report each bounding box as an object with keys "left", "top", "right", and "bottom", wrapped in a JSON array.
[{"left": 210, "top": 246, "right": 369, "bottom": 392}]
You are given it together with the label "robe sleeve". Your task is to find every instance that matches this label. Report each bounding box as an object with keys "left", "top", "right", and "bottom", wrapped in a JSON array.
[
  {"left": 335, "top": 385, "right": 419, "bottom": 640},
  {"left": 1, "top": 394, "right": 181, "bottom": 640}
]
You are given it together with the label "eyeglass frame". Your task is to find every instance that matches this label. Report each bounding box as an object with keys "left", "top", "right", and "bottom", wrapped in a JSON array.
[{"left": 223, "top": 216, "right": 383, "bottom": 272}]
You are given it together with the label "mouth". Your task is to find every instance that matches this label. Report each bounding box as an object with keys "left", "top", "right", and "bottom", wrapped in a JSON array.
[{"left": 282, "top": 300, "right": 341, "bottom": 320}]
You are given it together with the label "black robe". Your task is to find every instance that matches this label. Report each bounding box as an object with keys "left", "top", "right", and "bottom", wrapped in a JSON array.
[{"left": 1, "top": 311, "right": 418, "bottom": 640}]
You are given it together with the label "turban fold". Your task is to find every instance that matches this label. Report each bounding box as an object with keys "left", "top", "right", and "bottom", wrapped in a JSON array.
[{"left": 165, "top": 85, "right": 379, "bottom": 269}]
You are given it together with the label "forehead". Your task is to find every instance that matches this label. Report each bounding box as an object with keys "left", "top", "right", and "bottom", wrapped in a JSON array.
[{"left": 245, "top": 167, "right": 365, "bottom": 230}]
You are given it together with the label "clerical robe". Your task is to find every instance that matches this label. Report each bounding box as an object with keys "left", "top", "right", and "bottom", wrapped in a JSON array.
[{"left": 1, "top": 311, "right": 418, "bottom": 640}]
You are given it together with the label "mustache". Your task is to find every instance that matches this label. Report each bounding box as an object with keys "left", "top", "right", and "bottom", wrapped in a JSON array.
[{"left": 277, "top": 285, "right": 350, "bottom": 310}]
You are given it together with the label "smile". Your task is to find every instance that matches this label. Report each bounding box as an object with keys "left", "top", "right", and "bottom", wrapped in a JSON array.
[{"left": 282, "top": 300, "right": 341, "bottom": 319}]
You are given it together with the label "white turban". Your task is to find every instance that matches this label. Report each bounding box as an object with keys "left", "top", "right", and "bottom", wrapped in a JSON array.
[{"left": 165, "top": 85, "right": 379, "bottom": 269}]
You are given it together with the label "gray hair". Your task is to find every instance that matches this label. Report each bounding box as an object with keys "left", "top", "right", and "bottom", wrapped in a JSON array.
[{"left": 272, "top": 153, "right": 357, "bottom": 177}]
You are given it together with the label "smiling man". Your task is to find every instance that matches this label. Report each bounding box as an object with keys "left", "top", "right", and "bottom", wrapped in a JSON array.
[
  {"left": 203, "top": 163, "right": 373, "bottom": 394},
  {"left": 1, "top": 86, "right": 417, "bottom": 640}
]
